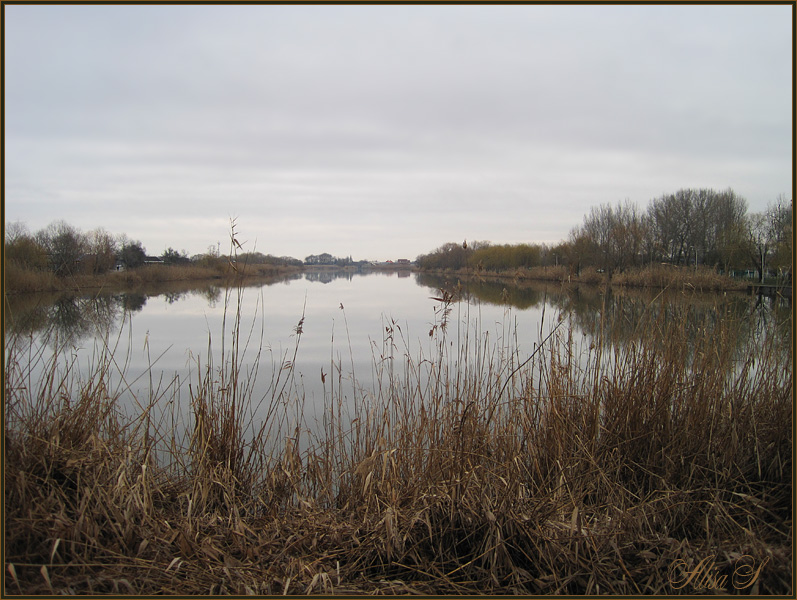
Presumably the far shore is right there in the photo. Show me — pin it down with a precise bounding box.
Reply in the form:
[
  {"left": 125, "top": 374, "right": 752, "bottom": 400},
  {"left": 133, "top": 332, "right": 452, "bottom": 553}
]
[
  {"left": 413, "top": 263, "right": 762, "bottom": 294},
  {"left": 5, "top": 260, "right": 786, "bottom": 297}
]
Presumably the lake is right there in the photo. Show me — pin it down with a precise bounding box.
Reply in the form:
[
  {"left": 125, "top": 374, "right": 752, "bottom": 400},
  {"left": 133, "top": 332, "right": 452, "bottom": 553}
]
[{"left": 4, "top": 270, "right": 790, "bottom": 454}]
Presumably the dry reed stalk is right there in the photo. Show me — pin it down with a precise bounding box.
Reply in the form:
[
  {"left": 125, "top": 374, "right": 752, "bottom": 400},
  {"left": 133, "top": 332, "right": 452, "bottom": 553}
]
[{"left": 4, "top": 242, "right": 791, "bottom": 594}]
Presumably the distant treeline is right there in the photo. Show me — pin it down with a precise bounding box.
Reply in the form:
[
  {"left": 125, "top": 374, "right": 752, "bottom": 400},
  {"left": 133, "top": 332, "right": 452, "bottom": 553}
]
[
  {"left": 416, "top": 188, "right": 792, "bottom": 283},
  {"left": 3, "top": 219, "right": 303, "bottom": 279},
  {"left": 2, "top": 221, "right": 309, "bottom": 294},
  {"left": 4, "top": 187, "right": 792, "bottom": 289}
]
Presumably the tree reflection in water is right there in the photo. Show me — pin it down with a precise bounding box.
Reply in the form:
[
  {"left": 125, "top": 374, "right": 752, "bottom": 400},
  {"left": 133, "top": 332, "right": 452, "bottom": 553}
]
[
  {"left": 5, "top": 294, "right": 124, "bottom": 349},
  {"left": 4, "top": 273, "right": 790, "bottom": 388},
  {"left": 4, "top": 284, "right": 227, "bottom": 349},
  {"left": 416, "top": 272, "right": 791, "bottom": 370}
]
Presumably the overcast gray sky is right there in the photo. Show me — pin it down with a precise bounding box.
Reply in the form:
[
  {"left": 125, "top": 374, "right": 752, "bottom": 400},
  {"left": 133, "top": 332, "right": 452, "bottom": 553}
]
[{"left": 4, "top": 4, "right": 793, "bottom": 261}]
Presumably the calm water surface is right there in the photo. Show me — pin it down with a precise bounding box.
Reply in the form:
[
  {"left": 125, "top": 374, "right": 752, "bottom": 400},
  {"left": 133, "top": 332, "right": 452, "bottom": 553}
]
[{"left": 5, "top": 271, "right": 790, "bottom": 444}]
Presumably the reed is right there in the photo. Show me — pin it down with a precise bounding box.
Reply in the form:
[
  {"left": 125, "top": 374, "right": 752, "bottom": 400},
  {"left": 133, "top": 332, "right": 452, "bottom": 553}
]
[
  {"left": 3, "top": 280, "right": 791, "bottom": 594},
  {"left": 612, "top": 264, "right": 748, "bottom": 292},
  {"left": 3, "top": 261, "right": 301, "bottom": 295},
  {"left": 419, "top": 263, "right": 751, "bottom": 292},
  {"left": 3, "top": 263, "right": 60, "bottom": 293}
]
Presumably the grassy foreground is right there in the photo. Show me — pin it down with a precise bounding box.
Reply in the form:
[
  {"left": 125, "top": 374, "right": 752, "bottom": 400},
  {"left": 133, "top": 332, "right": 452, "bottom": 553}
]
[{"left": 3, "top": 289, "right": 792, "bottom": 594}]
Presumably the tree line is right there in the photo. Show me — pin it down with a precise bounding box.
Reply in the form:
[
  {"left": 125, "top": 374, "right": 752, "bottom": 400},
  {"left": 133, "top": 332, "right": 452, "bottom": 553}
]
[
  {"left": 416, "top": 188, "right": 792, "bottom": 283},
  {"left": 4, "top": 220, "right": 159, "bottom": 277},
  {"left": 3, "top": 220, "right": 304, "bottom": 278},
  {"left": 304, "top": 253, "right": 356, "bottom": 266},
  {"left": 5, "top": 188, "right": 791, "bottom": 284}
]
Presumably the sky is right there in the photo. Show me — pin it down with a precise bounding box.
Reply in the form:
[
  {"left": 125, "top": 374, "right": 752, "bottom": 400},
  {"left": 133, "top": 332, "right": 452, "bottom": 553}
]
[{"left": 4, "top": 4, "right": 793, "bottom": 262}]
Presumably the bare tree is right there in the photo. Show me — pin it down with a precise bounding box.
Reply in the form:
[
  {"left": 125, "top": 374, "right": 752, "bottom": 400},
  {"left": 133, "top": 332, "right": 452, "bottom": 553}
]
[
  {"left": 746, "top": 198, "right": 791, "bottom": 283},
  {"left": 580, "top": 203, "right": 614, "bottom": 274},
  {"left": 647, "top": 188, "right": 748, "bottom": 268},
  {"left": 767, "top": 195, "right": 793, "bottom": 279},
  {"left": 5, "top": 221, "right": 29, "bottom": 244},
  {"left": 708, "top": 189, "right": 748, "bottom": 271},
  {"left": 609, "top": 200, "right": 646, "bottom": 272},
  {"left": 747, "top": 212, "right": 774, "bottom": 283},
  {"left": 578, "top": 200, "right": 646, "bottom": 276},
  {"left": 36, "top": 220, "right": 87, "bottom": 276},
  {"left": 86, "top": 227, "right": 118, "bottom": 274},
  {"left": 4, "top": 221, "right": 48, "bottom": 271}
]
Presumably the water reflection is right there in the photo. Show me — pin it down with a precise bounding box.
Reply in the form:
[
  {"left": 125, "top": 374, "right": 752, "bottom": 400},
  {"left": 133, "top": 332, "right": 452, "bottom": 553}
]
[
  {"left": 303, "top": 269, "right": 413, "bottom": 284},
  {"left": 4, "top": 271, "right": 790, "bottom": 468},
  {"left": 416, "top": 272, "right": 547, "bottom": 309},
  {"left": 416, "top": 272, "right": 791, "bottom": 359},
  {"left": 122, "top": 292, "right": 147, "bottom": 313},
  {"left": 4, "top": 271, "right": 350, "bottom": 346},
  {"left": 5, "top": 293, "right": 122, "bottom": 348},
  {"left": 5, "top": 284, "right": 225, "bottom": 348},
  {"left": 5, "top": 272, "right": 790, "bottom": 372},
  {"left": 304, "top": 271, "right": 338, "bottom": 284}
]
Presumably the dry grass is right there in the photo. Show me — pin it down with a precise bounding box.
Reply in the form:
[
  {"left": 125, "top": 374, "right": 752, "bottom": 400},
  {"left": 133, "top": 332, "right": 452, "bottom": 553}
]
[
  {"left": 507, "top": 265, "right": 572, "bottom": 283},
  {"left": 4, "top": 282, "right": 791, "bottom": 594},
  {"left": 3, "top": 263, "right": 60, "bottom": 294},
  {"left": 420, "top": 263, "right": 750, "bottom": 292},
  {"left": 612, "top": 264, "right": 748, "bottom": 292},
  {"left": 3, "top": 262, "right": 300, "bottom": 295}
]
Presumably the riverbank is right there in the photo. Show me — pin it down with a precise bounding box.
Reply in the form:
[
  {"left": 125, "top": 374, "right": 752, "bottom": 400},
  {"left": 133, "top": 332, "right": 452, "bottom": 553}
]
[
  {"left": 418, "top": 263, "right": 753, "bottom": 293},
  {"left": 2, "top": 262, "right": 304, "bottom": 295},
  {"left": 5, "top": 261, "right": 762, "bottom": 297},
  {"left": 4, "top": 291, "right": 791, "bottom": 594}
]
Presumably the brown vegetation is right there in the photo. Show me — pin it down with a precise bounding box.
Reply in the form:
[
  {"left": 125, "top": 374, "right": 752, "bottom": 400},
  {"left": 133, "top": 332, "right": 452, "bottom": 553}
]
[
  {"left": 610, "top": 264, "right": 749, "bottom": 292},
  {"left": 4, "top": 286, "right": 791, "bottom": 594},
  {"left": 415, "top": 189, "right": 792, "bottom": 285},
  {"left": 419, "top": 263, "right": 750, "bottom": 292},
  {"left": 3, "top": 262, "right": 301, "bottom": 295}
]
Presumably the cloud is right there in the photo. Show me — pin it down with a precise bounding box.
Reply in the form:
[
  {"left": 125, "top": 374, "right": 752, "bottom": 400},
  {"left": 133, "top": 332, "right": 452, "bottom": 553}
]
[{"left": 4, "top": 4, "right": 792, "bottom": 259}]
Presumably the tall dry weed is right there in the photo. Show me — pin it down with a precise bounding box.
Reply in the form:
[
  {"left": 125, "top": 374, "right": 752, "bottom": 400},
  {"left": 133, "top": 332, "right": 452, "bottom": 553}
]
[{"left": 4, "top": 243, "right": 791, "bottom": 594}]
